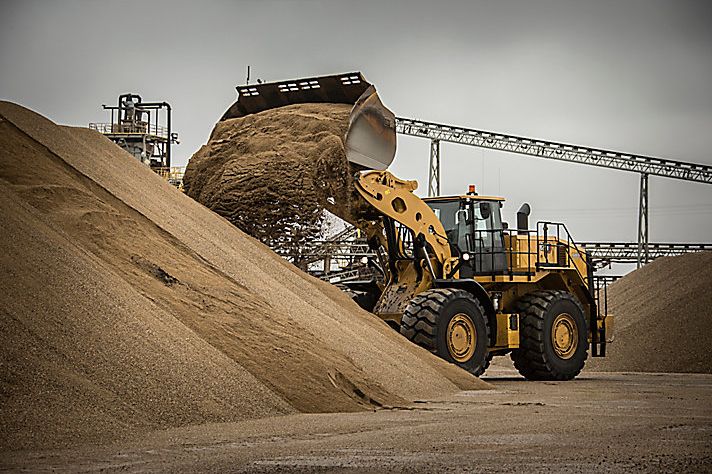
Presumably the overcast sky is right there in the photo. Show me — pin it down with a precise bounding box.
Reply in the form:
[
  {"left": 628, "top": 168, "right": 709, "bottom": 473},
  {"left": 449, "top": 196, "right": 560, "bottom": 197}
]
[{"left": 2, "top": 0, "right": 711, "bottom": 271}]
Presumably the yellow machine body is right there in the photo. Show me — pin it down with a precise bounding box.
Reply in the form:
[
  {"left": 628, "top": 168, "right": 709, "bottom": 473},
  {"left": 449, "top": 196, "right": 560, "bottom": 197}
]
[{"left": 352, "top": 169, "right": 607, "bottom": 358}]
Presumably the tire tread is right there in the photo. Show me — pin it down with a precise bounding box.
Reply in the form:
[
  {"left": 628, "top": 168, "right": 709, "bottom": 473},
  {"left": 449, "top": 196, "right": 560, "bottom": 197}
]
[
  {"left": 511, "top": 290, "right": 588, "bottom": 381},
  {"left": 401, "top": 288, "right": 491, "bottom": 376}
]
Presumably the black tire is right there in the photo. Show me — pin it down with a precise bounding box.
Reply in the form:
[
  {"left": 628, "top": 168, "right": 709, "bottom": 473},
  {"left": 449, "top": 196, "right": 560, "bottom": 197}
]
[
  {"left": 401, "top": 288, "right": 490, "bottom": 376},
  {"left": 335, "top": 284, "right": 377, "bottom": 312},
  {"left": 511, "top": 290, "right": 588, "bottom": 381}
]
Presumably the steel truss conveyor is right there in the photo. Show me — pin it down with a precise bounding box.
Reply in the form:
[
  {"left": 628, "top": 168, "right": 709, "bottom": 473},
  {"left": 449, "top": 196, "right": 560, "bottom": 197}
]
[
  {"left": 582, "top": 242, "right": 712, "bottom": 268},
  {"left": 394, "top": 117, "right": 712, "bottom": 267}
]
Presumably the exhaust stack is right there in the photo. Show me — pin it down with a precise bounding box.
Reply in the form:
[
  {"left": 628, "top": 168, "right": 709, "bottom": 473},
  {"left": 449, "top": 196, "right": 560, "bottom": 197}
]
[{"left": 517, "top": 203, "right": 531, "bottom": 233}]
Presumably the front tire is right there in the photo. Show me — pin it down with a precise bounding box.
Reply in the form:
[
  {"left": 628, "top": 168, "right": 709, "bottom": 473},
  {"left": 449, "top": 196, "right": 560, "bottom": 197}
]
[
  {"left": 401, "top": 288, "right": 490, "bottom": 376},
  {"left": 335, "top": 284, "right": 378, "bottom": 312},
  {"left": 511, "top": 290, "right": 588, "bottom": 381}
]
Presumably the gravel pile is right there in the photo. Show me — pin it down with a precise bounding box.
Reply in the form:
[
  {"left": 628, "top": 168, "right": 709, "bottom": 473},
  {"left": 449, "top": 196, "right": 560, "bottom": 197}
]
[
  {"left": 587, "top": 251, "right": 712, "bottom": 373},
  {"left": 0, "top": 101, "right": 486, "bottom": 451}
]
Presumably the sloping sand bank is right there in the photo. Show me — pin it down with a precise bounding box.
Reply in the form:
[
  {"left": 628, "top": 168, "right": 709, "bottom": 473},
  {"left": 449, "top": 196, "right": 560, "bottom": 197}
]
[
  {"left": 587, "top": 251, "right": 712, "bottom": 373},
  {"left": 0, "top": 102, "right": 486, "bottom": 451}
]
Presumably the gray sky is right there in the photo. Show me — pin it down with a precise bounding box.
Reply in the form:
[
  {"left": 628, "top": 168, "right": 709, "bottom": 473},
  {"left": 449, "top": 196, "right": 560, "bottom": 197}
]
[{"left": 2, "top": 0, "right": 711, "bottom": 265}]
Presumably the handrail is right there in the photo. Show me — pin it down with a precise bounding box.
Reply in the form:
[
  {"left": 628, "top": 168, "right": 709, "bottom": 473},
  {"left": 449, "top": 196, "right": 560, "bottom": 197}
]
[
  {"left": 305, "top": 221, "right": 593, "bottom": 287},
  {"left": 537, "top": 220, "right": 591, "bottom": 289},
  {"left": 89, "top": 122, "right": 169, "bottom": 139}
]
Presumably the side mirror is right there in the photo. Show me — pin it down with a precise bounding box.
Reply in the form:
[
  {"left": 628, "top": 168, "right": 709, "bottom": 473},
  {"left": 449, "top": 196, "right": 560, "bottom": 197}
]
[{"left": 479, "top": 202, "right": 491, "bottom": 220}]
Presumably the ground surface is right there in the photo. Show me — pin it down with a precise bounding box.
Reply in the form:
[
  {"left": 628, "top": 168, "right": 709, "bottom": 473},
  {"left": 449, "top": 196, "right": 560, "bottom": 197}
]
[{"left": 2, "top": 367, "right": 710, "bottom": 473}]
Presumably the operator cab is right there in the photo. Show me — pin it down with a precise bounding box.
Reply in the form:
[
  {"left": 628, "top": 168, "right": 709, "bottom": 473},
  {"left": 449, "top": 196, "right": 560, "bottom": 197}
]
[{"left": 424, "top": 185, "right": 508, "bottom": 277}]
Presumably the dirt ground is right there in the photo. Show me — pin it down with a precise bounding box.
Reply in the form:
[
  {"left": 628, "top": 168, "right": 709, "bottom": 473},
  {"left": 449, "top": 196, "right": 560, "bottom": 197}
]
[{"left": 2, "top": 366, "right": 710, "bottom": 473}]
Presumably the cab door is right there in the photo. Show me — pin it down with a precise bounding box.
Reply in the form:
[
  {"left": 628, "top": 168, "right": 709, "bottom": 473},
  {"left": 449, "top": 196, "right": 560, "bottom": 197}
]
[{"left": 469, "top": 201, "right": 507, "bottom": 275}]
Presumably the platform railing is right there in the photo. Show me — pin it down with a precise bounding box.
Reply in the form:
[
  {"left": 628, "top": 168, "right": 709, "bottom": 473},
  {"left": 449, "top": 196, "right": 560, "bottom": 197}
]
[{"left": 89, "top": 122, "right": 168, "bottom": 139}]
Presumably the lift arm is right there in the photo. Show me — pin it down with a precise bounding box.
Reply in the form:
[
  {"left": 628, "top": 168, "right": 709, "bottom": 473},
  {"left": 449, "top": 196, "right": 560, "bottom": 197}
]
[{"left": 353, "top": 170, "right": 453, "bottom": 277}]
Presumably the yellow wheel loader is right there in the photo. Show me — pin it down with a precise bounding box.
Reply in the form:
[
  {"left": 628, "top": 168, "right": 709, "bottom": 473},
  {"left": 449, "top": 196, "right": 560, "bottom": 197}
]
[
  {"left": 349, "top": 170, "right": 607, "bottom": 379},
  {"left": 221, "top": 72, "right": 608, "bottom": 380}
]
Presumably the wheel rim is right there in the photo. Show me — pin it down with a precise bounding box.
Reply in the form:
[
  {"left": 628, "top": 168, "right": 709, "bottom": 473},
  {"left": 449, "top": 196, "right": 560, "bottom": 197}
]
[
  {"left": 551, "top": 312, "right": 578, "bottom": 359},
  {"left": 447, "top": 313, "right": 477, "bottom": 362}
]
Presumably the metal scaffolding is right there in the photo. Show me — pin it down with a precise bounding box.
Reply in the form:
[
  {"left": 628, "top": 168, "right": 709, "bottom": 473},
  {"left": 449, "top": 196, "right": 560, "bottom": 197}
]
[
  {"left": 90, "top": 94, "right": 179, "bottom": 181},
  {"left": 637, "top": 173, "right": 649, "bottom": 268},
  {"left": 581, "top": 242, "right": 712, "bottom": 269},
  {"left": 395, "top": 116, "right": 712, "bottom": 263}
]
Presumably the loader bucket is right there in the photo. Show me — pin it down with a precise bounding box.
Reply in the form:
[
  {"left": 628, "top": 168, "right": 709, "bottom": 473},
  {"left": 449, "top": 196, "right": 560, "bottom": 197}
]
[{"left": 221, "top": 72, "right": 396, "bottom": 170}]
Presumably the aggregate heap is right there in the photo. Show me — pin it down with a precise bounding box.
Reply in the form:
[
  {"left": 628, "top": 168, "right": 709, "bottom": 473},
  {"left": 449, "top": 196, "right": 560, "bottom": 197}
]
[{"left": 0, "top": 101, "right": 486, "bottom": 451}]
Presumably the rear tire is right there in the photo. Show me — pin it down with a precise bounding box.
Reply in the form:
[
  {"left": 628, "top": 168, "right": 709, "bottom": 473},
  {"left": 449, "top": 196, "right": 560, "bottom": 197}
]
[
  {"left": 401, "top": 288, "right": 490, "bottom": 376},
  {"left": 511, "top": 290, "right": 588, "bottom": 381}
]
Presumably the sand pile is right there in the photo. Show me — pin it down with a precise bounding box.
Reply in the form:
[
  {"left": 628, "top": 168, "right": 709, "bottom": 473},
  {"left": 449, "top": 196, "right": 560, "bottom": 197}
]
[
  {"left": 587, "top": 251, "right": 712, "bottom": 373},
  {"left": 183, "top": 103, "right": 358, "bottom": 265},
  {"left": 0, "top": 102, "right": 486, "bottom": 451}
]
